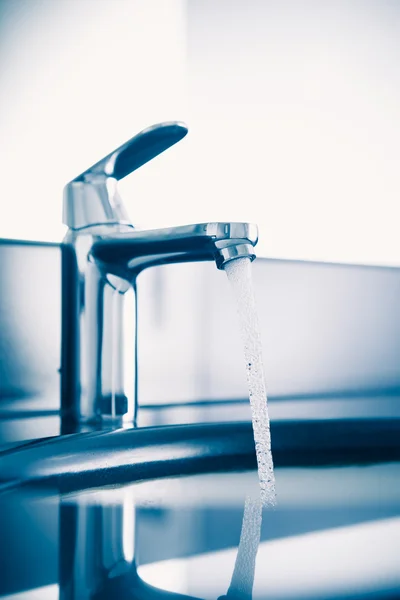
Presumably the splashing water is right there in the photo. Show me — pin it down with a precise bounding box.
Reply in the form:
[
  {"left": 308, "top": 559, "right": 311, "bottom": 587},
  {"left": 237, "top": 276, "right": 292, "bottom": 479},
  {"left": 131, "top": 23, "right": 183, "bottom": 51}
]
[{"left": 224, "top": 257, "right": 276, "bottom": 507}]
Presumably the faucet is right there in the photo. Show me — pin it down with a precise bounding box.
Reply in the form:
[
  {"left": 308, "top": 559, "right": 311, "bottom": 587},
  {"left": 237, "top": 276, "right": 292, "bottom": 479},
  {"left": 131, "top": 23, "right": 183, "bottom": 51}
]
[{"left": 61, "top": 121, "right": 258, "bottom": 426}]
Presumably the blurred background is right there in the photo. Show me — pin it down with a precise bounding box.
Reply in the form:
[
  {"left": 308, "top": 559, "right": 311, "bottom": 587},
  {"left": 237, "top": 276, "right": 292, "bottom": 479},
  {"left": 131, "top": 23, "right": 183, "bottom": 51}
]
[{"left": 1, "top": 0, "right": 400, "bottom": 265}]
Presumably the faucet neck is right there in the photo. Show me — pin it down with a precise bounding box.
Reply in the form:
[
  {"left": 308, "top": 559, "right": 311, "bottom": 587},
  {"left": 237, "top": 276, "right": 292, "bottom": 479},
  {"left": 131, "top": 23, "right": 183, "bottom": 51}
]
[{"left": 63, "top": 176, "right": 132, "bottom": 231}]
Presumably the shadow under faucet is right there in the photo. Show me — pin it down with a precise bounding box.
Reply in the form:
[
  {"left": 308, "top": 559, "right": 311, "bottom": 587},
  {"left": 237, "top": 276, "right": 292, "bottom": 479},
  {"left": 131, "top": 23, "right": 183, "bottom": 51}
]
[{"left": 61, "top": 121, "right": 258, "bottom": 426}]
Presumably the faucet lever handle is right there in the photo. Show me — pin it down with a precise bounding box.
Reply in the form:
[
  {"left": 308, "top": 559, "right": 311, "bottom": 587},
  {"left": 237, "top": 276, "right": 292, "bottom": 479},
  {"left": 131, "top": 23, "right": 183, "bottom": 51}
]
[
  {"left": 63, "top": 122, "right": 188, "bottom": 230},
  {"left": 73, "top": 121, "right": 188, "bottom": 183}
]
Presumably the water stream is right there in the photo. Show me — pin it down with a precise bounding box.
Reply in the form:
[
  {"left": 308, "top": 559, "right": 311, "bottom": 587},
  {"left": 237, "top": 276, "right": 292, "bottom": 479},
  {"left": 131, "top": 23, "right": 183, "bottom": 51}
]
[
  {"left": 224, "top": 495, "right": 263, "bottom": 600},
  {"left": 224, "top": 257, "right": 276, "bottom": 507}
]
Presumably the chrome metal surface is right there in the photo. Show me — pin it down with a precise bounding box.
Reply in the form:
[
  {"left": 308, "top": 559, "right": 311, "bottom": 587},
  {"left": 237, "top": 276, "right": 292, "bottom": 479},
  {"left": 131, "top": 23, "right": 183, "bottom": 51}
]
[
  {"left": 62, "top": 122, "right": 258, "bottom": 424},
  {"left": 1, "top": 419, "right": 400, "bottom": 494},
  {"left": 59, "top": 496, "right": 200, "bottom": 600},
  {"left": 63, "top": 122, "right": 188, "bottom": 230}
]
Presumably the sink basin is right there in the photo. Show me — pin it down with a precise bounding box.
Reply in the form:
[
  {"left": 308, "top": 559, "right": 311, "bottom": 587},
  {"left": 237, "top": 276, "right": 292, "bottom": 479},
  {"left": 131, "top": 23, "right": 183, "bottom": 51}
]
[{"left": 0, "top": 417, "right": 400, "bottom": 599}]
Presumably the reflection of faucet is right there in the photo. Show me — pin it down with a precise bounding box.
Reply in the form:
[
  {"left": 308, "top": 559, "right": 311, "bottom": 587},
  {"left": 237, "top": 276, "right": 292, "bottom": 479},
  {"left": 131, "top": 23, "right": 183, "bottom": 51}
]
[
  {"left": 59, "top": 498, "right": 201, "bottom": 600},
  {"left": 59, "top": 485, "right": 261, "bottom": 600},
  {"left": 61, "top": 122, "right": 258, "bottom": 425}
]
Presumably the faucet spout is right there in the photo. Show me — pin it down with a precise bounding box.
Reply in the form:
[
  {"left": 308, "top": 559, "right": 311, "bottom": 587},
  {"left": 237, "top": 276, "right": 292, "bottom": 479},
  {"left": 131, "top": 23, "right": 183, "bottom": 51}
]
[{"left": 91, "top": 222, "right": 258, "bottom": 275}]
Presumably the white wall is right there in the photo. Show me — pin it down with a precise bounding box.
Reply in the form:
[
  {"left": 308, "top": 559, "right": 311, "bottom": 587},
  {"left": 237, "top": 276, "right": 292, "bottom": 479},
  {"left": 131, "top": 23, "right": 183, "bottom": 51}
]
[
  {"left": 0, "top": 0, "right": 188, "bottom": 241},
  {"left": 185, "top": 0, "right": 400, "bottom": 266},
  {"left": 2, "top": 0, "right": 399, "bottom": 266}
]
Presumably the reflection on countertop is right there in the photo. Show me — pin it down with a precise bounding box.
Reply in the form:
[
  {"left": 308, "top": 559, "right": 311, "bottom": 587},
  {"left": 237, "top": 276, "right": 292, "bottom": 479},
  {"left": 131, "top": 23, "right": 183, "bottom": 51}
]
[{"left": 1, "top": 465, "right": 400, "bottom": 599}]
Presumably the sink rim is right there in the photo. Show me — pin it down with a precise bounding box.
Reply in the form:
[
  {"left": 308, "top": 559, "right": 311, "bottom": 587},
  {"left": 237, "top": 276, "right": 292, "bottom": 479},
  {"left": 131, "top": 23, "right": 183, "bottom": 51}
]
[{"left": 0, "top": 418, "right": 400, "bottom": 496}]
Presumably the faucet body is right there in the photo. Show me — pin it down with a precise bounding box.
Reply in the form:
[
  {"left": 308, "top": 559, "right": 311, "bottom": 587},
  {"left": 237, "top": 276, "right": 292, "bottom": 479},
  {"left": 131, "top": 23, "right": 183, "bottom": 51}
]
[{"left": 61, "top": 122, "right": 258, "bottom": 425}]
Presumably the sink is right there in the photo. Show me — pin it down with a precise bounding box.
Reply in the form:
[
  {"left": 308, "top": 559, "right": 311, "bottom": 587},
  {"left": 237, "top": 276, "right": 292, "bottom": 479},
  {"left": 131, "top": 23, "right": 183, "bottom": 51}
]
[{"left": 0, "top": 417, "right": 400, "bottom": 599}]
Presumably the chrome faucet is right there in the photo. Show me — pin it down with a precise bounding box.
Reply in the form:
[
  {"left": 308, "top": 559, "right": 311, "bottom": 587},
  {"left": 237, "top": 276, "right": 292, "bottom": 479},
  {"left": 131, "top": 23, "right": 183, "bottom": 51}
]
[{"left": 61, "top": 122, "right": 258, "bottom": 425}]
